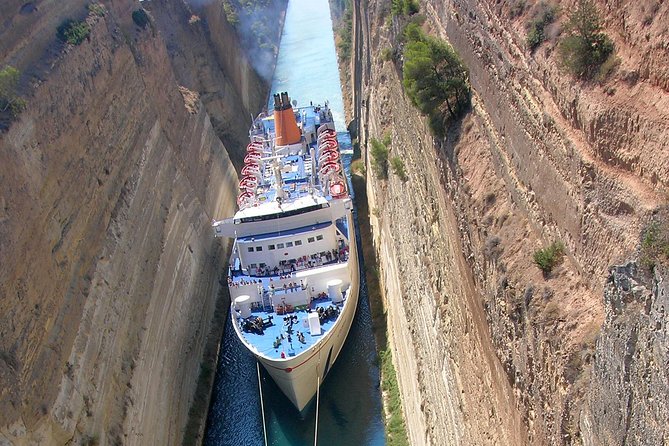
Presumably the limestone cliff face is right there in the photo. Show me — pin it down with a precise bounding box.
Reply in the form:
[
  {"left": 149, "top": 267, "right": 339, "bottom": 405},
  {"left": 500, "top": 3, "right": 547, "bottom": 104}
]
[
  {"left": 148, "top": 0, "right": 276, "bottom": 169},
  {"left": 0, "top": 1, "right": 267, "bottom": 443},
  {"left": 352, "top": 0, "right": 668, "bottom": 444},
  {"left": 581, "top": 263, "right": 669, "bottom": 446}
]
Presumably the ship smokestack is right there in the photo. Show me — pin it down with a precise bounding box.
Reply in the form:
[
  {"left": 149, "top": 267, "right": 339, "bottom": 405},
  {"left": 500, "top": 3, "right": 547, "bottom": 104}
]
[{"left": 273, "top": 91, "right": 301, "bottom": 146}]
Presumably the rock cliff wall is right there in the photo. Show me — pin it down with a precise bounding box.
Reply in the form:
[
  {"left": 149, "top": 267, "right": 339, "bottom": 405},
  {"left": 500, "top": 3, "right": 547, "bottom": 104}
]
[
  {"left": 0, "top": 1, "right": 270, "bottom": 444},
  {"left": 352, "top": 0, "right": 668, "bottom": 444}
]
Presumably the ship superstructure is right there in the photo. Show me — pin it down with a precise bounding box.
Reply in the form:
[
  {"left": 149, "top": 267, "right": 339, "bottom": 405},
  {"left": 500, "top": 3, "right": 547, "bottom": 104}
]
[{"left": 212, "top": 92, "right": 359, "bottom": 411}]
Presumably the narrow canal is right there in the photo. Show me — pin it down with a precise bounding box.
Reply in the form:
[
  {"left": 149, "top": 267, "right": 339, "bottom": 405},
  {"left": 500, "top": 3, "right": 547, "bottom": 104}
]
[{"left": 202, "top": 1, "right": 386, "bottom": 445}]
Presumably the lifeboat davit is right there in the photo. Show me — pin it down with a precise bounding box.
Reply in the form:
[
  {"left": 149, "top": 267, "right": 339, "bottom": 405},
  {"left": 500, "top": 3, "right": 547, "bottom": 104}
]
[
  {"left": 237, "top": 190, "right": 254, "bottom": 207},
  {"left": 239, "top": 175, "right": 258, "bottom": 191},
  {"left": 319, "top": 161, "right": 341, "bottom": 176},
  {"left": 318, "top": 141, "right": 338, "bottom": 156},
  {"left": 319, "top": 150, "right": 340, "bottom": 164},
  {"left": 330, "top": 179, "right": 347, "bottom": 198},
  {"left": 318, "top": 135, "right": 338, "bottom": 145},
  {"left": 317, "top": 129, "right": 336, "bottom": 141}
]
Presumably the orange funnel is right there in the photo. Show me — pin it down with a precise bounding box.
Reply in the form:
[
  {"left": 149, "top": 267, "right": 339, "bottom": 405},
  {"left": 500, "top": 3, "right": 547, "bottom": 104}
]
[{"left": 273, "top": 92, "right": 301, "bottom": 146}]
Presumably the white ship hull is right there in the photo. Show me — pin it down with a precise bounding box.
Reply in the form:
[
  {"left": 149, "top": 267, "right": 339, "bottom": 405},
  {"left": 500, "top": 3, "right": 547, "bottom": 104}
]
[
  {"left": 232, "top": 212, "right": 359, "bottom": 411},
  {"left": 215, "top": 93, "right": 358, "bottom": 412}
]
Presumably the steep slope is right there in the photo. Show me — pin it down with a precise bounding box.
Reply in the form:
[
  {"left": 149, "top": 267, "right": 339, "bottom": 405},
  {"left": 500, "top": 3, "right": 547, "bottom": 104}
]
[
  {"left": 0, "top": 1, "right": 271, "bottom": 444},
  {"left": 351, "top": 0, "right": 668, "bottom": 444}
]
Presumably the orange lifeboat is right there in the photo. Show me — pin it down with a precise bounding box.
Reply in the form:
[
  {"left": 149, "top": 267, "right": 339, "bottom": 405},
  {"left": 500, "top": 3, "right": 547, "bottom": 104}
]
[{"left": 330, "top": 179, "right": 347, "bottom": 198}]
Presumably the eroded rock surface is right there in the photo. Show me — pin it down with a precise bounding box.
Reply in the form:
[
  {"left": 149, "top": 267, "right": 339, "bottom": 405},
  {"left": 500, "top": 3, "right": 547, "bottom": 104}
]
[
  {"left": 350, "top": 0, "right": 668, "bottom": 444},
  {"left": 0, "top": 0, "right": 273, "bottom": 443}
]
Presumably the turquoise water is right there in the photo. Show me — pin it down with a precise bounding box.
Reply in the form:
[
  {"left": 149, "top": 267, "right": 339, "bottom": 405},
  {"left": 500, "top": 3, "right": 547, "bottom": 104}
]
[
  {"left": 203, "top": 1, "right": 385, "bottom": 445},
  {"left": 270, "top": 0, "right": 347, "bottom": 130}
]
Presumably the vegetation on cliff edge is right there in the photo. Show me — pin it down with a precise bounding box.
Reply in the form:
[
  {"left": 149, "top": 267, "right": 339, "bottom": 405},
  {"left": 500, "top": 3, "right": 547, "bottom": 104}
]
[
  {"left": 57, "top": 19, "right": 91, "bottom": 45},
  {"left": 0, "top": 66, "right": 26, "bottom": 118},
  {"left": 335, "top": 0, "right": 354, "bottom": 60},
  {"left": 132, "top": 9, "right": 151, "bottom": 29},
  {"left": 402, "top": 24, "right": 470, "bottom": 137},
  {"left": 370, "top": 137, "right": 390, "bottom": 180},
  {"left": 390, "top": 157, "right": 408, "bottom": 182},
  {"left": 558, "top": 0, "right": 614, "bottom": 80},
  {"left": 525, "top": 1, "right": 558, "bottom": 51},
  {"left": 380, "top": 348, "right": 410, "bottom": 446},
  {"left": 391, "top": 0, "right": 419, "bottom": 17},
  {"left": 640, "top": 217, "right": 669, "bottom": 270}
]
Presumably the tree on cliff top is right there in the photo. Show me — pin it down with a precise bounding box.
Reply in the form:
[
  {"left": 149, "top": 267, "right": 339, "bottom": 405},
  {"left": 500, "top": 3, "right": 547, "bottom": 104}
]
[
  {"left": 402, "top": 24, "right": 470, "bottom": 137},
  {"left": 558, "top": 0, "right": 614, "bottom": 79}
]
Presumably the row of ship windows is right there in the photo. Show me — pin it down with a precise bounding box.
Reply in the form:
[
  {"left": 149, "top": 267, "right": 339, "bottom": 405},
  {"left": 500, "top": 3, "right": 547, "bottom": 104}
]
[{"left": 247, "top": 234, "right": 324, "bottom": 253}]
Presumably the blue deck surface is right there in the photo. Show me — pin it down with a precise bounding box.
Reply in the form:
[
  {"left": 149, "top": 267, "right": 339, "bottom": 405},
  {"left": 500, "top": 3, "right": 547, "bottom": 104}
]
[{"left": 237, "top": 298, "right": 342, "bottom": 359}]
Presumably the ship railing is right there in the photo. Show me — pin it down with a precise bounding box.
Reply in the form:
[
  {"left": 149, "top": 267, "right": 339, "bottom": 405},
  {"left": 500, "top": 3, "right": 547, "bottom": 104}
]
[{"left": 248, "top": 248, "right": 350, "bottom": 278}]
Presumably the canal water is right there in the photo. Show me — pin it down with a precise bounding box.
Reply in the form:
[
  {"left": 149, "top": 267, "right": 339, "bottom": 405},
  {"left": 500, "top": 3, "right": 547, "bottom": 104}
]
[{"left": 202, "top": 1, "right": 386, "bottom": 445}]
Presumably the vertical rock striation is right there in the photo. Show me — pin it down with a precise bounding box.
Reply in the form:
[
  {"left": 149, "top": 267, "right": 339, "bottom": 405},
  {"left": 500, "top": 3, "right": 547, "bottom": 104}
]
[
  {"left": 350, "top": 0, "right": 668, "bottom": 444},
  {"left": 0, "top": 0, "right": 274, "bottom": 443}
]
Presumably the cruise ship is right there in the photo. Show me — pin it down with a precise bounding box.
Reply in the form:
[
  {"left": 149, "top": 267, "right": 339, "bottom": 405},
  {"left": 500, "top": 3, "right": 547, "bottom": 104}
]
[{"left": 212, "top": 92, "right": 359, "bottom": 411}]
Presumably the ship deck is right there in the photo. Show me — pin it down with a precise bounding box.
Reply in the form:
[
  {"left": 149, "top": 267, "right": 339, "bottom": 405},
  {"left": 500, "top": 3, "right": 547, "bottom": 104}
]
[{"left": 235, "top": 294, "right": 345, "bottom": 360}]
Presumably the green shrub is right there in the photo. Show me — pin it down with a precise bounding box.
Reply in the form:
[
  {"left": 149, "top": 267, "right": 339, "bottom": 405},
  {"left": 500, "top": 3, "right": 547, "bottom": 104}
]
[
  {"left": 402, "top": 24, "right": 470, "bottom": 136},
  {"left": 380, "top": 349, "right": 409, "bottom": 446},
  {"left": 0, "top": 66, "right": 21, "bottom": 112},
  {"left": 533, "top": 241, "right": 565, "bottom": 275},
  {"left": 222, "top": 1, "right": 239, "bottom": 25},
  {"left": 0, "top": 65, "right": 26, "bottom": 118},
  {"left": 391, "top": 0, "right": 419, "bottom": 17},
  {"left": 390, "top": 156, "right": 408, "bottom": 182},
  {"left": 640, "top": 220, "right": 669, "bottom": 269},
  {"left": 558, "top": 0, "right": 614, "bottom": 79},
  {"left": 509, "top": 0, "right": 526, "bottom": 18},
  {"left": 381, "top": 47, "right": 394, "bottom": 62},
  {"left": 337, "top": 3, "right": 354, "bottom": 60},
  {"left": 132, "top": 9, "right": 150, "bottom": 28},
  {"left": 370, "top": 137, "right": 389, "bottom": 180},
  {"left": 525, "top": 2, "right": 558, "bottom": 51},
  {"left": 57, "top": 19, "right": 91, "bottom": 45},
  {"left": 87, "top": 3, "right": 106, "bottom": 17},
  {"left": 382, "top": 131, "right": 392, "bottom": 147}
]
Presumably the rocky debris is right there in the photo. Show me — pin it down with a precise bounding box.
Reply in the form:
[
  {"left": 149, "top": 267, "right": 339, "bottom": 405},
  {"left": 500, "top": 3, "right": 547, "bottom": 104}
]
[
  {"left": 0, "top": 0, "right": 275, "bottom": 443},
  {"left": 581, "top": 263, "right": 669, "bottom": 445},
  {"left": 178, "top": 85, "right": 200, "bottom": 114}
]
